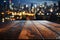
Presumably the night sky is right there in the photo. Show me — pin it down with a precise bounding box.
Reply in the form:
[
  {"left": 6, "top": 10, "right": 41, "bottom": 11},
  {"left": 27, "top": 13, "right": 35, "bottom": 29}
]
[
  {"left": 12, "top": 0, "right": 60, "bottom": 3},
  {"left": 0, "top": 0, "right": 60, "bottom": 6},
  {"left": 12, "top": 0, "right": 60, "bottom": 5}
]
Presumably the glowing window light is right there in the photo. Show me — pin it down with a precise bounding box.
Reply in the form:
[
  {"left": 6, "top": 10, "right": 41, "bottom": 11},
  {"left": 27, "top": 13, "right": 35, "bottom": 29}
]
[
  {"left": 31, "top": 9, "right": 34, "bottom": 12},
  {"left": 26, "top": 5, "right": 28, "bottom": 7},
  {"left": 47, "top": 13, "right": 49, "bottom": 15},
  {"left": 34, "top": 4, "right": 37, "bottom": 8},
  {"left": 19, "top": 13, "right": 22, "bottom": 16},
  {"left": 50, "top": 8, "right": 53, "bottom": 12},
  {"left": 2, "top": 18, "right": 4, "bottom": 22},
  {"left": 15, "top": 12, "right": 16, "bottom": 15},
  {"left": 56, "top": 13, "right": 59, "bottom": 15},
  {"left": 20, "top": 16, "right": 22, "bottom": 19},
  {"left": 23, "top": 11, "right": 25, "bottom": 15},
  {"left": 42, "top": 5, "right": 44, "bottom": 7},
  {"left": 41, "top": 13, "right": 44, "bottom": 15},
  {"left": 40, "top": 11, "right": 42, "bottom": 13},
  {"left": 4, "top": 0, "right": 6, "bottom": 2},
  {"left": 38, "top": 13, "right": 40, "bottom": 15},
  {"left": 5, "top": 17, "right": 9, "bottom": 19},
  {"left": 17, "top": 17, "right": 19, "bottom": 19},
  {"left": 22, "top": 6, "right": 24, "bottom": 9},
  {"left": 1, "top": 12, "right": 4, "bottom": 15},
  {"left": 37, "top": 8, "right": 39, "bottom": 11},
  {"left": 32, "top": 6, "right": 34, "bottom": 9},
  {"left": 10, "top": 16, "right": 14, "bottom": 18},
  {"left": 12, "top": 12, "right": 15, "bottom": 15}
]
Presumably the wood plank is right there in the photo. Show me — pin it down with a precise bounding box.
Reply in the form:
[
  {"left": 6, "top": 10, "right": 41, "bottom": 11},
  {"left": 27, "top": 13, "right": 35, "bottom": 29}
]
[
  {"left": 40, "top": 21, "right": 60, "bottom": 27},
  {"left": 38, "top": 21, "right": 60, "bottom": 36},
  {"left": 18, "top": 21, "right": 44, "bottom": 39},
  {"left": 32, "top": 21, "right": 58, "bottom": 39},
  {"left": 42, "top": 21, "right": 60, "bottom": 32},
  {"left": 0, "top": 21, "right": 25, "bottom": 39},
  {"left": 0, "top": 21, "right": 19, "bottom": 32}
]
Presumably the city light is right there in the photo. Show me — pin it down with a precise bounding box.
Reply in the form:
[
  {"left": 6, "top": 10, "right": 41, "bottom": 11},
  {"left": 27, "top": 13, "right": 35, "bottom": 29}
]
[
  {"left": 50, "top": 8, "right": 53, "bottom": 12},
  {"left": 32, "top": 6, "right": 34, "bottom": 9},
  {"left": 19, "top": 13, "right": 22, "bottom": 16},
  {"left": 4, "top": 0, "right": 6, "bottom": 2},
  {"left": 22, "top": 6, "right": 24, "bottom": 9},
  {"left": 41, "top": 13, "right": 44, "bottom": 15},
  {"left": 56, "top": 13, "right": 60, "bottom": 16},
  {"left": 10, "top": 16, "right": 14, "bottom": 18},
  {"left": 0, "top": 0, "right": 60, "bottom": 22},
  {"left": 37, "top": 8, "right": 39, "bottom": 11},
  {"left": 5, "top": 17, "right": 9, "bottom": 20},
  {"left": 1, "top": 12, "right": 4, "bottom": 15},
  {"left": 56, "top": 13, "right": 59, "bottom": 15},
  {"left": 42, "top": 5, "right": 45, "bottom": 7},
  {"left": 47, "top": 13, "right": 49, "bottom": 15},
  {"left": 40, "top": 11, "right": 42, "bottom": 13},
  {"left": 12, "top": 12, "right": 15, "bottom": 15},
  {"left": 2, "top": 18, "right": 5, "bottom": 22},
  {"left": 17, "top": 17, "right": 19, "bottom": 19},
  {"left": 26, "top": 5, "right": 28, "bottom": 7},
  {"left": 20, "top": 16, "right": 22, "bottom": 19},
  {"left": 34, "top": 4, "right": 37, "bottom": 8},
  {"left": 23, "top": 11, "right": 25, "bottom": 14}
]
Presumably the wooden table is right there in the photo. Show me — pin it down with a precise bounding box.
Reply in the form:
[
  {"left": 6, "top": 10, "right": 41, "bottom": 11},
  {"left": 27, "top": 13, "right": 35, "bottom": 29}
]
[{"left": 0, "top": 20, "right": 60, "bottom": 39}]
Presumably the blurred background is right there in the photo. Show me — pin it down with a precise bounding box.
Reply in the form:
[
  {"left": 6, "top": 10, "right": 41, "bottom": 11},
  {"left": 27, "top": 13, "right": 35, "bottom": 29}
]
[{"left": 0, "top": 0, "right": 60, "bottom": 23}]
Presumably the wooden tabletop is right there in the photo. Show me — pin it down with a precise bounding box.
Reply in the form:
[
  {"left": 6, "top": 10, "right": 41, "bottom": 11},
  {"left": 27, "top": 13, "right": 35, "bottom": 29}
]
[{"left": 0, "top": 20, "right": 60, "bottom": 39}]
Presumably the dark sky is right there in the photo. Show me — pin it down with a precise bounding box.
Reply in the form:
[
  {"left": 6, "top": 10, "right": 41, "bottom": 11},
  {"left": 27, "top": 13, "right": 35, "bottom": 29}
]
[
  {"left": 12, "top": 0, "right": 59, "bottom": 3},
  {"left": 12, "top": 0, "right": 59, "bottom": 6}
]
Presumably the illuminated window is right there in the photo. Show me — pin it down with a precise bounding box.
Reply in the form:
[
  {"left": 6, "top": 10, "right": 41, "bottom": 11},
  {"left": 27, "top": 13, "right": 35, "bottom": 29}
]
[
  {"left": 4, "top": 0, "right": 6, "bottom": 2},
  {"left": 34, "top": 4, "right": 37, "bottom": 8},
  {"left": 56, "top": 13, "right": 59, "bottom": 15},
  {"left": 26, "top": 5, "right": 28, "bottom": 7},
  {"left": 50, "top": 8, "right": 53, "bottom": 12},
  {"left": 47, "top": 13, "right": 49, "bottom": 15},
  {"left": 2, "top": 18, "right": 5, "bottom": 22}
]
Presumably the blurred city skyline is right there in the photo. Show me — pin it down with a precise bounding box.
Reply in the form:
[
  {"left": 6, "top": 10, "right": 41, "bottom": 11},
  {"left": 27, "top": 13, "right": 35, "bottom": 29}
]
[{"left": 0, "top": 0, "right": 60, "bottom": 22}]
